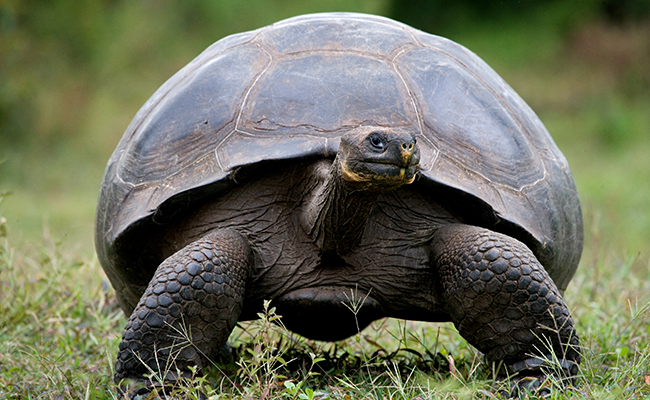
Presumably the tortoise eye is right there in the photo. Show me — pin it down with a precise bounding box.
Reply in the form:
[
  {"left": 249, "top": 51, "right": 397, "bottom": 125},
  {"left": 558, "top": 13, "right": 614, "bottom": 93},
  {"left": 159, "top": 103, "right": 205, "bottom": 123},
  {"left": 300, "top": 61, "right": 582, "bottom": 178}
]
[{"left": 369, "top": 134, "right": 385, "bottom": 150}]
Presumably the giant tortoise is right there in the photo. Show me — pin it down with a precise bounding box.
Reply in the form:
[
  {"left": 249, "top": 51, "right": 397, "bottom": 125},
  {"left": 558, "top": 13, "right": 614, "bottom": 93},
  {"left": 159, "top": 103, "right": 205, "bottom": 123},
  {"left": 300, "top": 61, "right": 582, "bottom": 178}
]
[{"left": 96, "top": 12, "right": 583, "bottom": 396}]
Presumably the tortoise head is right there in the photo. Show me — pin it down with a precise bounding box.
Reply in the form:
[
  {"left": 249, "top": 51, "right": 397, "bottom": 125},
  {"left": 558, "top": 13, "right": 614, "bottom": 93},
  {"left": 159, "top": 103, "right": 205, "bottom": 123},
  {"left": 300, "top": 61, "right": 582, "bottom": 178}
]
[{"left": 338, "top": 127, "right": 420, "bottom": 190}]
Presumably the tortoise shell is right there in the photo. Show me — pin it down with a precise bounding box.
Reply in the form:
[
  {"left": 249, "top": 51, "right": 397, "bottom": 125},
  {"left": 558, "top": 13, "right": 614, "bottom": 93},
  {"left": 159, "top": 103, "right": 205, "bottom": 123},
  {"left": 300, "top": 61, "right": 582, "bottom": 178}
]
[{"left": 96, "top": 13, "right": 582, "bottom": 307}]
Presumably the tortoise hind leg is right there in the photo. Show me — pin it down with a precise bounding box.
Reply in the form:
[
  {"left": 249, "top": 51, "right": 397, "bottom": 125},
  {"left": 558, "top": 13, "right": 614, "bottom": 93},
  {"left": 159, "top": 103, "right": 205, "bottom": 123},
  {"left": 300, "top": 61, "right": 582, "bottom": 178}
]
[
  {"left": 430, "top": 224, "right": 580, "bottom": 395},
  {"left": 114, "top": 229, "right": 252, "bottom": 395}
]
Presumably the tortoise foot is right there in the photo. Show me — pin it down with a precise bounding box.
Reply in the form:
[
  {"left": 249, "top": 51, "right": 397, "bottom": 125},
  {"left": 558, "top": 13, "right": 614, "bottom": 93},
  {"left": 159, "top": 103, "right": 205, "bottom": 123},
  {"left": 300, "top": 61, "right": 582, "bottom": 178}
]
[{"left": 497, "top": 355, "right": 579, "bottom": 398}]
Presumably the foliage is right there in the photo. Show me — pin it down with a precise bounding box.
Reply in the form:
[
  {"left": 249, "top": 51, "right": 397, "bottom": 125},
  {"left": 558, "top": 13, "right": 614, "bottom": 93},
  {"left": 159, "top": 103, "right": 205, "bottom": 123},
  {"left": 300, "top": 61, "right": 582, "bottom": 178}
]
[{"left": 389, "top": 0, "right": 650, "bottom": 37}]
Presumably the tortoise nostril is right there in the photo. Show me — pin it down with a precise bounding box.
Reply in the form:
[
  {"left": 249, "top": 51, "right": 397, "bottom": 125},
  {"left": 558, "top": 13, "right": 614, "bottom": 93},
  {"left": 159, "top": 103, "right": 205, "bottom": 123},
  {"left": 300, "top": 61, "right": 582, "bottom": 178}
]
[{"left": 401, "top": 142, "right": 414, "bottom": 152}]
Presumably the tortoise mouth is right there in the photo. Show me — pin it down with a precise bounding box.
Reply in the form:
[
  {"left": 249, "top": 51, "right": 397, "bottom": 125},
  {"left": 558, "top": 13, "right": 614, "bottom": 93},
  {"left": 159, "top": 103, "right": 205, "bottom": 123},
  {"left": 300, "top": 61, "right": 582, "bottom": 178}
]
[
  {"left": 337, "top": 126, "right": 421, "bottom": 188},
  {"left": 341, "top": 160, "right": 419, "bottom": 186}
]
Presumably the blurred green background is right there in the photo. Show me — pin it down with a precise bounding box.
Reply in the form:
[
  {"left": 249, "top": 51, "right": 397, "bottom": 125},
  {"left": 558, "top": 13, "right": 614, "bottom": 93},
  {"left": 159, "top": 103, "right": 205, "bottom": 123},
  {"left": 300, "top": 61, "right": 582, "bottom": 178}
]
[{"left": 1, "top": 0, "right": 649, "bottom": 264}]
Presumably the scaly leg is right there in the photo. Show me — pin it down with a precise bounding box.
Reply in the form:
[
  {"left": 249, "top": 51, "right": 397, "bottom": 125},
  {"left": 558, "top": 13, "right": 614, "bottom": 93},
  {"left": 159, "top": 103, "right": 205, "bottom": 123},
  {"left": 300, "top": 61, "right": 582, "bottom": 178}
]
[
  {"left": 114, "top": 229, "right": 252, "bottom": 394},
  {"left": 431, "top": 225, "right": 580, "bottom": 395}
]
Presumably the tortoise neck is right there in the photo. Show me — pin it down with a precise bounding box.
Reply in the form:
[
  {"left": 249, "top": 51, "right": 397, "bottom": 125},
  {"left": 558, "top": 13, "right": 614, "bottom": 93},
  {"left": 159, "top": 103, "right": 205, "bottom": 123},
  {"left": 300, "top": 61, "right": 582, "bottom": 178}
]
[{"left": 303, "top": 158, "right": 380, "bottom": 256}]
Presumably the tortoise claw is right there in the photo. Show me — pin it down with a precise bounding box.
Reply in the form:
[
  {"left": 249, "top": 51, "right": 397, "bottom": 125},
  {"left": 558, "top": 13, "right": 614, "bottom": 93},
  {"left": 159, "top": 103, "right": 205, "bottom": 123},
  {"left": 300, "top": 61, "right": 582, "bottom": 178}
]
[
  {"left": 498, "top": 375, "right": 551, "bottom": 399},
  {"left": 497, "top": 355, "right": 579, "bottom": 398},
  {"left": 507, "top": 355, "right": 579, "bottom": 378}
]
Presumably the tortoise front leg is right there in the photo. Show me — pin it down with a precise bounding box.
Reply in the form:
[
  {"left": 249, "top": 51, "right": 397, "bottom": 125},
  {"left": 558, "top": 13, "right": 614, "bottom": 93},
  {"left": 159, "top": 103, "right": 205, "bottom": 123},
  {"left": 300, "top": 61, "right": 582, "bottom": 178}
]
[
  {"left": 430, "top": 225, "right": 580, "bottom": 394},
  {"left": 114, "top": 229, "right": 252, "bottom": 393}
]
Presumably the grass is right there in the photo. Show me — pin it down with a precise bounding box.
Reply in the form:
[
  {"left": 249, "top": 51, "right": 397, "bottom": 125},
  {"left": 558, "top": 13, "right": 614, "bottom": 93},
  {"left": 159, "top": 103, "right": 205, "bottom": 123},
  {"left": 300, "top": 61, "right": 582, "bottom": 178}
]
[
  {"left": 1, "top": 1, "right": 650, "bottom": 399},
  {"left": 0, "top": 233, "right": 118, "bottom": 398},
  {"left": 1, "top": 229, "right": 649, "bottom": 399}
]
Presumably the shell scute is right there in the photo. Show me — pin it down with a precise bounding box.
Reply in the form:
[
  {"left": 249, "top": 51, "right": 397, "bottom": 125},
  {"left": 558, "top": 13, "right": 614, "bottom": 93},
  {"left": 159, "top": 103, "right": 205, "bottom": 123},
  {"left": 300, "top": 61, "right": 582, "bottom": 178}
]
[
  {"left": 258, "top": 13, "right": 415, "bottom": 57},
  {"left": 118, "top": 43, "right": 271, "bottom": 186},
  {"left": 395, "top": 46, "right": 543, "bottom": 190},
  {"left": 240, "top": 54, "right": 415, "bottom": 135}
]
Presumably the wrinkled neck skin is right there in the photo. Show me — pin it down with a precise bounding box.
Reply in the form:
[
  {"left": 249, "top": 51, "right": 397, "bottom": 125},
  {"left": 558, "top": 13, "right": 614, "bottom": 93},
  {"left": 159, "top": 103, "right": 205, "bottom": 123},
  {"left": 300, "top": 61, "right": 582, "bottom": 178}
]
[{"left": 302, "top": 158, "right": 383, "bottom": 256}]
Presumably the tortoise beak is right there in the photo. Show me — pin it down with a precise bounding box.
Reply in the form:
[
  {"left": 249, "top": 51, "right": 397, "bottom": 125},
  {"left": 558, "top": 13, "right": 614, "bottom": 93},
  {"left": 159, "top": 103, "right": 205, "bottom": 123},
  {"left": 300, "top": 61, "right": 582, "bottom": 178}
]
[{"left": 400, "top": 141, "right": 416, "bottom": 167}]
